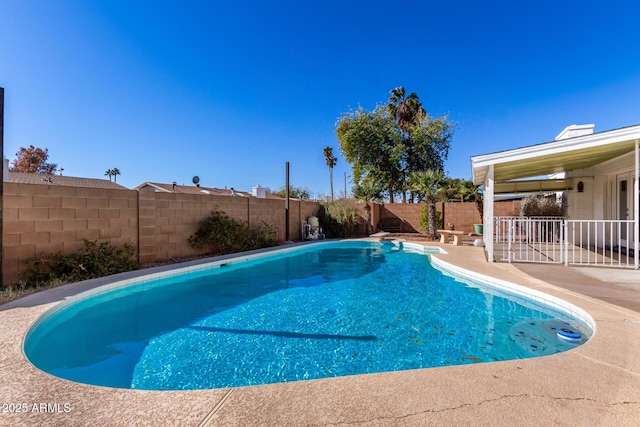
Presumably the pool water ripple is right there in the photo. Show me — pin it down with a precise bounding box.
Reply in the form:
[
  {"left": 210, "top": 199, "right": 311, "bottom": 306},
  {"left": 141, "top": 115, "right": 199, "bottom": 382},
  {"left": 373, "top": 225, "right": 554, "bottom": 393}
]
[{"left": 24, "top": 241, "right": 591, "bottom": 390}]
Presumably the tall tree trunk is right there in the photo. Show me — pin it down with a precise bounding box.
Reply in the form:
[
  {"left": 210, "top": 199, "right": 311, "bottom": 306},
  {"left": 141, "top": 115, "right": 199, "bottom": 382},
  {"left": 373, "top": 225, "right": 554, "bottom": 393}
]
[
  {"left": 428, "top": 200, "right": 437, "bottom": 240},
  {"left": 329, "top": 167, "right": 334, "bottom": 201},
  {"left": 364, "top": 203, "right": 372, "bottom": 235}
]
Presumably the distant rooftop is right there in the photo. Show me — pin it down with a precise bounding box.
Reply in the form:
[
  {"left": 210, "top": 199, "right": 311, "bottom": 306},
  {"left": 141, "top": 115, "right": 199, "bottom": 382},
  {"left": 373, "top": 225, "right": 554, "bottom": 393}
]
[
  {"left": 7, "top": 171, "right": 129, "bottom": 190},
  {"left": 135, "top": 182, "right": 285, "bottom": 199}
]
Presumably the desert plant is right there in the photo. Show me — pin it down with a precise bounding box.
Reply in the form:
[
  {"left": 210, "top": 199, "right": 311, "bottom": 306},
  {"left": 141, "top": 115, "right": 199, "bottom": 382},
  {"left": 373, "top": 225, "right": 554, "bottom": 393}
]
[
  {"left": 520, "top": 194, "right": 564, "bottom": 217},
  {"left": 188, "top": 210, "right": 278, "bottom": 255},
  {"left": 23, "top": 240, "right": 139, "bottom": 287},
  {"left": 317, "top": 200, "right": 361, "bottom": 238},
  {"left": 408, "top": 169, "right": 447, "bottom": 239},
  {"left": 418, "top": 205, "right": 443, "bottom": 235}
]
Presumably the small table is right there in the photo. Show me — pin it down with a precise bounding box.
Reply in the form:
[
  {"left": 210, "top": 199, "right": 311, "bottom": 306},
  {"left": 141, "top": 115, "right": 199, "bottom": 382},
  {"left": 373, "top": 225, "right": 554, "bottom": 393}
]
[{"left": 437, "top": 229, "right": 465, "bottom": 246}]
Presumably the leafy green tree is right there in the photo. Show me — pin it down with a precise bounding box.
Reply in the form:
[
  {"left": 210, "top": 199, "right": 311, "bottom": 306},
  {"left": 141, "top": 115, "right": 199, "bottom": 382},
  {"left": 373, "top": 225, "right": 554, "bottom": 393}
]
[
  {"left": 336, "top": 88, "right": 453, "bottom": 203},
  {"left": 404, "top": 115, "right": 453, "bottom": 201},
  {"left": 323, "top": 146, "right": 337, "bottom": 201},
  {"left": 408, "top": 169, "right": 446, "bottom": 239},
  {"left": 10, "top": 145, "right": 58, "bottom": 174},
  {"left": 273, "top": 185, "right": 312, "bottom": 199},
  {"left": 336, "top": 106, "right": 404, "bottom": 202}
]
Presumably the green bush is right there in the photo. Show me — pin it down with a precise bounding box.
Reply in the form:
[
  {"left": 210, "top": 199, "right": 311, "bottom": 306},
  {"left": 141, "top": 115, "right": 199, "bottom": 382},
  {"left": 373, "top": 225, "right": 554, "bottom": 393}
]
[
  {"left": 23, "top": 240, "right": 139, "bottom": 287},
  {"left": 418, "top": 204, "right": 443, "bottom": 234},
  {"left": 188, "top": 210, "right": 279, "bottom": 255},
  {"left": 317, "top": 200, "right": 361, "bottom": 238}
]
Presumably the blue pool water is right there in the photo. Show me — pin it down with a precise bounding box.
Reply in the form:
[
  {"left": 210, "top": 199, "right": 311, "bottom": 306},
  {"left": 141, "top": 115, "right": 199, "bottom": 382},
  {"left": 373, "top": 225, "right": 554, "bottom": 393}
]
[{"left": 25, "top": 241, "right": 591, "bottom": 390}]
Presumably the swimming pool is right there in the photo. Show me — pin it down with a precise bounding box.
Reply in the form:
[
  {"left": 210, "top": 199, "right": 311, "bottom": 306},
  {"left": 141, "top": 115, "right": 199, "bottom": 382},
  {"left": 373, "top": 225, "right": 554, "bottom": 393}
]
[{"left": 24, "top": 240, "right": 593, "bottom": 390}]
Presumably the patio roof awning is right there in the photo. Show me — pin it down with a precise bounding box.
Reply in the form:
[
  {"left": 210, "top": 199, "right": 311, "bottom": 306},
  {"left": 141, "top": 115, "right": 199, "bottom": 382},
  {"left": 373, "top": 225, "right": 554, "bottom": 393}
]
[
  {"left": 494, "top": 178, "right": 573, "bottom": 194},
  {"left": 471, "top": 124, "right": 640, "bottom": 185}
]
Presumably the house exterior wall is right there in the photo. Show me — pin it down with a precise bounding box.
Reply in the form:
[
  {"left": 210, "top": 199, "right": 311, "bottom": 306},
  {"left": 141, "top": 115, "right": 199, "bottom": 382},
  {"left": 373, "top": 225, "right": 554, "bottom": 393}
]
[
  {"left": 564, "top": 151, "right": 637, "bottom": 246},
  {"left": 567, "top": 151, "right": 637, "bottom": 221}
]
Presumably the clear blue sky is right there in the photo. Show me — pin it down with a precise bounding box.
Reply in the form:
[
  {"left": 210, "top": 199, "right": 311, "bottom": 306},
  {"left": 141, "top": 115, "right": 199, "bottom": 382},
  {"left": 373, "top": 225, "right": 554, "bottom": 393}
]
[{"left": 2, "top": 1, "right": 640, "bottom": 197}]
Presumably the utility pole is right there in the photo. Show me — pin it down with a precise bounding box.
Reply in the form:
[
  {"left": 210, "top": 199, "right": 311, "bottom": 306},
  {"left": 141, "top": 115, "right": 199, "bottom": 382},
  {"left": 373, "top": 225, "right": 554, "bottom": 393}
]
[
  {"left": 344, "top": 172, "right": 347, "bottom": 199},
  {"left": 1, "top": 87, "right": 5, "bottom": 286},
  {"left": 285, "top": 161, "right": 290, "bottom": 241}
]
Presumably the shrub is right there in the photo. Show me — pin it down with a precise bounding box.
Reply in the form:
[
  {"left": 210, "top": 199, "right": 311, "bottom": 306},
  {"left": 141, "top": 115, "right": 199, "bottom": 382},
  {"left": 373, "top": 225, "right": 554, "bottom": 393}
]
[
  {"left": 317, "top": 200, "right": 361, "bottom": 238},
  {"left": 520, "top": 194, "right": 564, "bottom": 217},
  {"left": 418, "top": 204, "right": 443, "bottom": 234},
  {"left": 188, "top": 210, "right": 278, "bottom": 255},
  {"left": 23, "top": 240, "right": 139, "bottom": 287}
]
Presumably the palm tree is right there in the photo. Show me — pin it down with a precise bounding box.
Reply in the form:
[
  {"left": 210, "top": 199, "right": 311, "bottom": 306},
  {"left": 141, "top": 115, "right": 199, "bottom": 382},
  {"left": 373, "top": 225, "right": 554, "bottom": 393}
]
[
  {"left": 105, "top": 169, "right": 114, "bottom": 181},
  {"left": 408, "top": 169, "right": 446, "bottom": 239},
  {"left": 454, "top": 179, "right": 476, "bottom": 202},
  {"left": 323, "top": 146, "right": 337, "bottom": 201},
  {"left": 112, "top": 167, "right": 121, "bottom": 183},
  {"left": 387, "top": 87, "right": 426, "bottom": 203},
  {"left": 386, "top": 86, "right": 426, "bottom": 135}
]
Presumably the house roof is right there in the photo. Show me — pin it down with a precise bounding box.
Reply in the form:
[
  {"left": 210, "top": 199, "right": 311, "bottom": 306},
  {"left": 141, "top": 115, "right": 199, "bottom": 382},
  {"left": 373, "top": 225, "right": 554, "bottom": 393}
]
[
  {"left": 134, "top": 182, "right": 285, "bottom": 199},
  {"left": 471, "top": 124, "right": 640, "bottom": 192},
  {"left": 7, "top": 171, "right": 129, "bottom": 190}
]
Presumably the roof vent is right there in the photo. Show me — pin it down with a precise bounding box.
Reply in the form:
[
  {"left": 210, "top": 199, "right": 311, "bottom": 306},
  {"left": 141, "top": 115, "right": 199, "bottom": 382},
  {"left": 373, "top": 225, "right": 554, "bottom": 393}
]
[{"left": 555, "top": 124, "right": 595, "bottom": 141}]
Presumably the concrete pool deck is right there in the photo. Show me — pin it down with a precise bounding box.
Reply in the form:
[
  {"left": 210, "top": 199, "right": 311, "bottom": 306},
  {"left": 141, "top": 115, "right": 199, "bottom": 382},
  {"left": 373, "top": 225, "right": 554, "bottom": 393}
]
[{"left": 1, "top": 240, "right": 640, "bottom": 426}]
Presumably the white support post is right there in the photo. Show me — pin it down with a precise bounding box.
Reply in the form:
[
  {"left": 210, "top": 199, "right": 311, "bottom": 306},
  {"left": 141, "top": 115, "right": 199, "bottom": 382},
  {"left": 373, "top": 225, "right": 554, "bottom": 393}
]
[
  {"left": 485, "top": 165, "right": 495, "bottom": 262},
  {"left": 635, "top": 140, "right": 639, "bottom": 269},
  {"left": 564, "top": 220, "right": 569, "bottom": 266}
]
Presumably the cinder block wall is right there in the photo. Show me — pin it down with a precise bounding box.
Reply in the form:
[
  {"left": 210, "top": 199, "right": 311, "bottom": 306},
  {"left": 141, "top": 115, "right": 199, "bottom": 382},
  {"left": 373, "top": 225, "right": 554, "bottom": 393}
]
[
  {"left": 2, "top": 183, "right": 321, "bottom": 285},
  {"left": 377, "top": 203, "right": 422, "bottom": 233},
  {"left": 1, "top": 182, "right": 519, "bottom": 285},
  {"left": 441, "top": 202, "right": 480, "bottom": 232},
  {"left": 373, "top": 200, "right": 521, "bottom": 235},
  {"left": 2, "top": 183, "right": 138, "bottom": 284}
]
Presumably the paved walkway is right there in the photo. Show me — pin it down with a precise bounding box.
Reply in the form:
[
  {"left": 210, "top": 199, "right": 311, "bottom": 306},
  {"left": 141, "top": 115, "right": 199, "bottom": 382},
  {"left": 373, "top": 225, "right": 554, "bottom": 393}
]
[
  {"left": 515, "top": 263, "right": 640, "bottom": 312},
  {"left": 1, "top": 240, "right": 639, "bottom": 426}
]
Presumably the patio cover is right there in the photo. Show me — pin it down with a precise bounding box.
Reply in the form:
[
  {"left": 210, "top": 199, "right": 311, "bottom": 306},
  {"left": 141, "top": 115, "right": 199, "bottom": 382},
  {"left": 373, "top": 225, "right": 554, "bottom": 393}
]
[
  {"left": 470, "top": 124, "right": 640, "bottom": 264},
  {"left": 471, "top": 124, "right": 640, "bottom": 187}
]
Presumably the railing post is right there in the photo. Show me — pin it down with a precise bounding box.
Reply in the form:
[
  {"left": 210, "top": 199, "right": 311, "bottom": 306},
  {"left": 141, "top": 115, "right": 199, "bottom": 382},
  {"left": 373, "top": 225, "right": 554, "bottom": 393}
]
[
  {"left": 564, "top": 220, "right": 569, "bottom": 266},
  {"left": 507, "top": 218, "right": 513, "bottom": 263}
]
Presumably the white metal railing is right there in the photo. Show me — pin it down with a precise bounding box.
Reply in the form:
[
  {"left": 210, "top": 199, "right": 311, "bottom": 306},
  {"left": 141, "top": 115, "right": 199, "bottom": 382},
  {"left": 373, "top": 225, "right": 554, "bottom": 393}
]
[
  {"left": 495, "top": 217, "right": 566, "bottom": 264},
  {"left": 565, "top": 220, "right": 635, "bottom": 267},
  {"left": 495, "top": 217, "right": 637, "bottom": 268}
]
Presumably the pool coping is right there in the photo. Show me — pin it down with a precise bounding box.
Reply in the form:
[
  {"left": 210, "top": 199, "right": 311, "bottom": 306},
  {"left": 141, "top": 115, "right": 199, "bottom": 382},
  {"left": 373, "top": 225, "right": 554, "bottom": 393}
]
[{"left": 1, "top": 239, "right": 640, "bottom": 426}]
